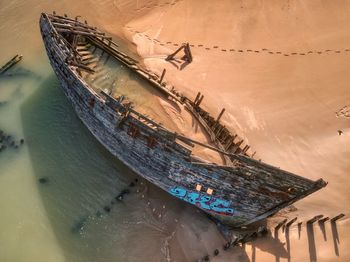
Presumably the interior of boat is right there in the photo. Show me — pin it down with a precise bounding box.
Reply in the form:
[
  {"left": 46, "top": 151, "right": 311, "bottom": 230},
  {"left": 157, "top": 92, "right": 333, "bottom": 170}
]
[{"left": 58, "top": 31, "right": 226, "bottom": 164}]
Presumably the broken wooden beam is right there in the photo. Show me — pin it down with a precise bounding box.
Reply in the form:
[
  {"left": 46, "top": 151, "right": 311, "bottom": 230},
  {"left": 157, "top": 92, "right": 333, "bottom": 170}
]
[
  {"left": 56, "top": 28, "right": 112, "bottom": 40},
  {"left": 52, "top": 22, "right": 105, "bottom": 36},
  {"left": 0, "top": 55, "right": 22, "bottom": 75},
  {"left": 67, "top": 60, "right": 95, "bottom": 74}
]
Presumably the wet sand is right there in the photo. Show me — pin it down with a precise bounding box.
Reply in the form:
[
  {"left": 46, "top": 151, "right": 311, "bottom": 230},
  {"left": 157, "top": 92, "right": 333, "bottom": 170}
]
[{"left": 1, "top": 0, "right": 349, "bottom": 262}]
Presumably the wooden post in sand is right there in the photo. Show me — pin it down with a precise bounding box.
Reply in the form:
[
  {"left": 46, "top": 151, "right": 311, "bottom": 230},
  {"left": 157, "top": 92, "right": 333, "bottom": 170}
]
[
  {"left": 194, "top": 92, "right": 201, "bottom": 104},
  {"left": 331, "top": 213, "right": 345, "bottom": 222},
  {"left": 196, "top": 95, "right": 204, "bottom": 107},
  {"left": 159, "top": 69, "right": 166, "bottom": 84},
  {"left": 216, "top": 108, "right": 225, "bottom": 122},
  {"left": 307, "top": 215, "right": 323, "bottom": 224},
  {"left": 275, "top": 219, "right": 287, "bottom": 231}
]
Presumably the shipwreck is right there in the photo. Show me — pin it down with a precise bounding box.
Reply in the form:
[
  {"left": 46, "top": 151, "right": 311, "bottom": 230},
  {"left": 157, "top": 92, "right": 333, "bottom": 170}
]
[{"left": 39, "top": 13, "right": 327, "bottom": 227}]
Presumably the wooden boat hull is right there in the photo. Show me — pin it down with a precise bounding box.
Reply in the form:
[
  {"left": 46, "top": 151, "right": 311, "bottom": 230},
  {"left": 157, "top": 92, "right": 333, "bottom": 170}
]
[{"left": 39, "top": 13, "right": 327, "bottom": 227}]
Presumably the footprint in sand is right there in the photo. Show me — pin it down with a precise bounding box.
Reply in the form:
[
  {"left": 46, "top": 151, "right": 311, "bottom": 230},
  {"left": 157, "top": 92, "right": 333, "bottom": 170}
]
[
  {"left": 238, "top": 50, "right": 243, "bottom": 52},
  {"left": 276, "top": 52, "right": 282, "bottom": 54},
  {"left": 205, "top": 48, "right": 210, "bottom": 50},
  {"left": 299, "top": 53, "right": 305, "bottom": 55},
  {"left": 230, "top": 49, "right": 235, "bottom": 52},
  {"left": 246, "top": 49, "right": 252, "bottom": 52},
  {"left": 317, "top": 51, "right": 322, "bottom": 54},
  {"left": 335, "top": 50, "right": 341, "bottom": 53},
  {"left": 221, "top": 49, "right": 227, "bottom": 52},
  {"left": 213, "top": 46, "right": 219, "bottom": 49},
  {"left": 308, "top": 51, "right": 313, "bottom": 54},
  {"left": 284, "top": 54, "right": 289, "bottom": 56},
  {"left": 268, "top": 51, "right": 274, "bottom": 54},
  {"left": 254, "top": 50, "right": 259, "bottom": 53},
  {"left": 291, "top": 53, "right": 297, "bottom": 55}
]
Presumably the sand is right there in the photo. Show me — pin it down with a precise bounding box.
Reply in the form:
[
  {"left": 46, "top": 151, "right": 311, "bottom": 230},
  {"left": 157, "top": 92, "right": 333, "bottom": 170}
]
[{"left": 113, "top": 0, "right": 350, "bottom": 261}]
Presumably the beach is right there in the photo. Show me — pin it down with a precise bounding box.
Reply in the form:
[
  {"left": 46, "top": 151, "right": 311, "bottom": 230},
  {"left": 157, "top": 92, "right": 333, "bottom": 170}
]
[{"left": 0, "top": 0, "right": 349, "bottom": 261}]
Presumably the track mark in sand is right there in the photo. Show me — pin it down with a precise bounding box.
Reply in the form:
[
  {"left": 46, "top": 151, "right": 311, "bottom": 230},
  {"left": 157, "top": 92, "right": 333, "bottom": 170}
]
[
  {"left": 125, "top": 26, "right": 350, "bottom": 58},
  {"left": 134, "top": 0, "right": 183, "bottom": 12}
]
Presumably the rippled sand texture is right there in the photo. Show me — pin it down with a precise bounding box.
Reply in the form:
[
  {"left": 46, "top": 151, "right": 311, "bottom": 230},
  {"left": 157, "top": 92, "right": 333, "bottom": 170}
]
[{"left": 0, "top": 0, "right": 349, "bottom": 262}]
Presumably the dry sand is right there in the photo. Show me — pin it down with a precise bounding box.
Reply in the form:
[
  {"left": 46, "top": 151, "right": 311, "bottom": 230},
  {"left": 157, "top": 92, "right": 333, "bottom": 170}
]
[{"left": 107, "top": 0, "right": 350, "bottom": 261}]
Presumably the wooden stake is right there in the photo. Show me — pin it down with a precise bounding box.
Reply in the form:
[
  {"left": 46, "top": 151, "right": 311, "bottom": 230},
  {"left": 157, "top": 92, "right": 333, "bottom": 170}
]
[
  {"left": 286, "top": 217, "right": 298, "bottom": 227},
  {"left": 331, "top": 213, "right": 345, "bottom": 222},
  {"left": 307, "top": 215, "right": 323, "bottom": 224}
]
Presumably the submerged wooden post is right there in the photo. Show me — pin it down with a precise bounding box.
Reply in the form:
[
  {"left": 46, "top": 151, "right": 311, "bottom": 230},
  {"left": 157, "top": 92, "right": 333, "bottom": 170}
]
[
  {"left": 159, "top": 68, "right": 166, "bottom": 84},
  {"left": 216, "top": 108, "right": 225, "bottom": 122}
]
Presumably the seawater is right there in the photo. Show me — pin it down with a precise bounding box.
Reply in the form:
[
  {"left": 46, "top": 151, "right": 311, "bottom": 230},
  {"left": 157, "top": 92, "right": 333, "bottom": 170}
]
[{"left": 0, "top": 1, "right": 216, "bottom": 261}]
